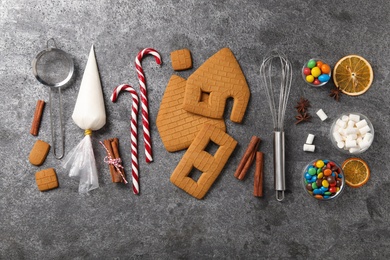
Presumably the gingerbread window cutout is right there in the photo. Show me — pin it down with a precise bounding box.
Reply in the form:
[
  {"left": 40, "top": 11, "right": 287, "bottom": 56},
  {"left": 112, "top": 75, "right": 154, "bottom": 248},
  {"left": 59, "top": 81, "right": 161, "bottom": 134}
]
[
  {"left": 156, "top": 75, "right": 226, "bottom": 152},
  {"left": 182, "top": 48, "right": 250, "bottom": 123},
  {"left": 170, "top": 124, "right": 237, "bottom": 199}
]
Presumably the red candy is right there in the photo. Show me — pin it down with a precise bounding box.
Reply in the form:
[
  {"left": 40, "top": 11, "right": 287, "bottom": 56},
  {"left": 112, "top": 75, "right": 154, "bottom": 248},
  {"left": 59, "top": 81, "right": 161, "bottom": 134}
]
[{"left": 303, "top": 67, "right": 311, "bottom": 76}]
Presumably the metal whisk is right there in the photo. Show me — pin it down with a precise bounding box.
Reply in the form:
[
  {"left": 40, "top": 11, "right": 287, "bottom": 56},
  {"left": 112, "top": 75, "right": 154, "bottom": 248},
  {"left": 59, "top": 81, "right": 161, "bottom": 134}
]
[{"left": 260, "top": 51, "right": 292, "bottom": 202}]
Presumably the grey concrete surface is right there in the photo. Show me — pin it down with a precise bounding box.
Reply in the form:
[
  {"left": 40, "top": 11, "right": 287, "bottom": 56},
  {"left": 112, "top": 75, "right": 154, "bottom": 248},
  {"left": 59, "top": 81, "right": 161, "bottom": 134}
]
[{"left": 1, "top": 0, "right": 390, "bottom": 259}]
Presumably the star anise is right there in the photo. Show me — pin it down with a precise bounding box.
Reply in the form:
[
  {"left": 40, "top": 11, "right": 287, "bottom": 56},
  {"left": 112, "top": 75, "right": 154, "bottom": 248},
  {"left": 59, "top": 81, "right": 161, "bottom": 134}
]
[
  {"left": 295, "top": 112, "right": 311, "bottom": 124},
  {"left": 295, "top": 97, "right": 311, "bottom": 113},
  {"left": 329, "top": 88, "right": 341, "bottom": 101}
]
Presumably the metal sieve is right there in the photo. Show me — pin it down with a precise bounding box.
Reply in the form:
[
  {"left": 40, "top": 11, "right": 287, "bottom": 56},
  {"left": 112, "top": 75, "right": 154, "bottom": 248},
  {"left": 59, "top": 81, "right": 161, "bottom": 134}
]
[{"left": 32, "top": 38, "right": 74, "bottom": 159}]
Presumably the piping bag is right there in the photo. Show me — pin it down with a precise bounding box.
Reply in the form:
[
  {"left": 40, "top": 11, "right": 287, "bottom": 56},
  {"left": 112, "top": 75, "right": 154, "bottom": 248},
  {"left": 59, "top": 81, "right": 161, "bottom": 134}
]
[{"left": 62, "top": 45, "right": 106, "bottom": 193}]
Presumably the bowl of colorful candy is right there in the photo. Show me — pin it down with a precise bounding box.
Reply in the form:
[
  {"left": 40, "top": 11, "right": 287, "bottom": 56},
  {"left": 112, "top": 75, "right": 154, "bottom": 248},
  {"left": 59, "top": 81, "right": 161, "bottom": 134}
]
[
  {"left": 303, "top": 159, "right": 345, "bottom": 201},
  {"left": 330, "top": 112, "right": 374, "bottom": 154},
  {"left": 302, "top": 58, "right": 331, "bottom": 86}
]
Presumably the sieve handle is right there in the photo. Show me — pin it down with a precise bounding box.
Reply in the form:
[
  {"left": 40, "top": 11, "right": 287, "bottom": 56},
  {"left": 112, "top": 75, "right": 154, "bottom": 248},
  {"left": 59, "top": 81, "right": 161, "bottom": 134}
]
[
  {"left": 49, "top": 87, "right": 65, "bottom": 160},
  {"left": 274, "top": 131, "right": 285, "bottom": 201}
]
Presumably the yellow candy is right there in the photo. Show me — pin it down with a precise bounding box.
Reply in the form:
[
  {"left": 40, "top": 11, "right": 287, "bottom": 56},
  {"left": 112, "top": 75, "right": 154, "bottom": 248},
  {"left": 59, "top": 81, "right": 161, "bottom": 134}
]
[
  {"left": 316, "top": 160, "right": 325, "bottom": 168},
  {"left": 322, "top": 180, "right": 329, "bottom": 188},
  {"left": 318, "top": 172, "right": 324, "bottom": 179},
  {"left": 311, "top": 67, "right": 321, "bottom": 78},
  {"left": 306, "top": 75, "right": 314, "bottom": 83}
]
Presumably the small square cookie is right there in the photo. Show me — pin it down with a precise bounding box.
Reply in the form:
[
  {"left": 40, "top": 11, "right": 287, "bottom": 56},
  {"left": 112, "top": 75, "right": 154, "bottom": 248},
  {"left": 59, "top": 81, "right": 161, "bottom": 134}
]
[
  {"left": 171, "top": 49, "right": 192, "bottom": 71},
  {"left": 35, "top": 168, "right": 59, "bottom": 192}
]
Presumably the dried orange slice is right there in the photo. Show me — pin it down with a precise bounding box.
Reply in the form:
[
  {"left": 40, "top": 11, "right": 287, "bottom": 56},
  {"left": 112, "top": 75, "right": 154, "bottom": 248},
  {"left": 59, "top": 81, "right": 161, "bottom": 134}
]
[
  {"left": 342, "top": 158, "right": 370, "bottom": 188},
  {"left": 333, "top": 55, "right": 373, "bottom": 96}
]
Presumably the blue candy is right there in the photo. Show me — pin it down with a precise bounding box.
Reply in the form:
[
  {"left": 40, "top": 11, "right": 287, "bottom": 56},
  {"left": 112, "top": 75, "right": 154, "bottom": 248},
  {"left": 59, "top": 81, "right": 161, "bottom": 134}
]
[
  {"left": 320, "top": 186, "right": 328, "bottom": 192},
  {"left": 318, "top": 74, "right": 330, "bottom": 83},
  {"left": 305, "top": 172, "right": 312, "bottom": 180},
  {"left": 323, "top": 195, "right": 330, "bottom": 199},
  {"left": 310, "top": 175, "right": 317, "bottom": 182},
  {"left": 313, "top": 189, "right": 323, "bottom": 195}
]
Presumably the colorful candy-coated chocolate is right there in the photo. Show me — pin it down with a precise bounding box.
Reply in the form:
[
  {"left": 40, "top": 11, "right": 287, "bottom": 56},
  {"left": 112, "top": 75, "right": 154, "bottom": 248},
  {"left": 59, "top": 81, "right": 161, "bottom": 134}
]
[
  {"left": 303, "top": 59, "right": 331, "bottom": 85},
  {"left": 303, "top": 67, "right": 311, "bottom": 76},
  {"left": 307, "top": 59, "right": 317, "bottom": 68},
  {"left": 321, "top": 64, "right": 331, "bottom": 74},
  {"left": 322, "top": 180, "right": 329, "bottom": 188},
  {"left": 311, "top": 67, "right": 321, "bottom": 78},
  {"left": 306, "top": 75, "right": 314, "bottom": 83},
  {"left": 316, "top": 160, "right": 325, "bottom": 168},
  {"left": 304, "top": 159, "right": 343, "bottom": 200},
  {"left": 318, "top": 74, "right": 330, "bottom": 82},
  {"left": 308, "top": 167, "right": 317, "bottom": 175},
  {"left": 324, "top": 169, "right": 332, "bottom": 177},
  {"left": 320, "top": 186, "right": 328, "bottom": 192}
]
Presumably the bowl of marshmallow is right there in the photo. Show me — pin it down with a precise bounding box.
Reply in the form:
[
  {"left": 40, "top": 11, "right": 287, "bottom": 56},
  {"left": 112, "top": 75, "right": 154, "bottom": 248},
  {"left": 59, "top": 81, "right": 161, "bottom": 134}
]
[{"left": 330, "top": 112, "right": 374, "bottom": 154}]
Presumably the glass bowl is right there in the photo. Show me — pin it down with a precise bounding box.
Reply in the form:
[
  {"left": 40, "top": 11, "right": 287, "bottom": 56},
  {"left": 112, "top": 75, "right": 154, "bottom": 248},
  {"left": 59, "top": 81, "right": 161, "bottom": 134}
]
[
  {"left": 302, "top": 58, "right": 331, "bottom": 87},
  {"left": 330, "top": 112, "right": 374, "bottom": 154},
  {"left": 303, "top": 159, "right": 345, "bottom": 201}
]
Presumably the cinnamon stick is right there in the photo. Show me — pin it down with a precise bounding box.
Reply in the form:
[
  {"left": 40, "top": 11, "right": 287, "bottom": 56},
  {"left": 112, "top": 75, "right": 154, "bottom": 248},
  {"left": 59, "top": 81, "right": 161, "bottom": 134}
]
[
  {"left": 253, "top": 151, "right": 264, "bottom": 197},
  {"left": 30, "top": 100, "right": 45, "bottom": 136},
  {"left": 103, "top": 138, "right": 126, "bottom": 183},
  {"left": 234, "top": 136, "right": 260, "bottom": 180}
]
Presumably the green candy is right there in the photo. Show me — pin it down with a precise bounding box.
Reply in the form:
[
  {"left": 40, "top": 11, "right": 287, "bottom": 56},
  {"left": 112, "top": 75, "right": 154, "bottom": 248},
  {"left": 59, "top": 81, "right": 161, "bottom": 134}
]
[
  {"left": 312, "top": 182, "right": 318, "bottom": 189},
  {"left": 307, "top": 59, "right": 316, "bottom": 69},
  {"left": 324, "top": 191, "right": 332, "bottom": 196},
  {"left": 308, "top": 167, "right": 317, "bottom": 175}
]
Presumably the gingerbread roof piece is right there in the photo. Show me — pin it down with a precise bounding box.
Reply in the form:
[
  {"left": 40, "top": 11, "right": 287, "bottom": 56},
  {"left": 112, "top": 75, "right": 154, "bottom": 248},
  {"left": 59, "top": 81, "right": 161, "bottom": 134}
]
[
  {"left": 182, "top": 48, "right": 250, "bottom": 123},
  {"left": 156, "top": 75, "right": 226, "bottom": 152}
]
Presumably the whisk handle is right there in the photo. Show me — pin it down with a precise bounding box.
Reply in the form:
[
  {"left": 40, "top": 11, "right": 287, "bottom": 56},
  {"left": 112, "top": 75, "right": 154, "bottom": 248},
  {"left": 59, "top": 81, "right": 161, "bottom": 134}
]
[{"left": 274, "top": 131, "right": 285, "bottom": 201}]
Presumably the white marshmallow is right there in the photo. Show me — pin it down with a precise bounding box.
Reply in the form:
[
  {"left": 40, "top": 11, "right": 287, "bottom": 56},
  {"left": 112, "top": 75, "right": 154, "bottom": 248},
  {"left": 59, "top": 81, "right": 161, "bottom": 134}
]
[
  {"left": 316, "top": 109, "right": 328, "bottom": 121},
  {"left": 356, "top": 119, "right": 368, "bottom": 129},
  {"left": 333, "top": 132, "right": 343, "bottom": 142},
  {"left": 303, "top": 144, "right": 315, "bottom": 152},
  {"left": 347, "top": 120, "right": 355, "bottom": 128},
  {"left": 349, "top": 147, "right": 361, "bottom": 153},
  {"left": 346, "top": 134, "right": 358, "bottom": 141},
  {"left": 345, "top": 127, "right": 358, "bottom": 135},
  {"left": 357, "top": 136, "right": 363, "bottom": 145},
  {"left": 345, "top": 140, "right": 358, "bottom": 149},
  {"left": 306, "top": 134, "right": 315, "bottom": 145},
  {"left": 363, "top": 132, "right": 373, "bottom": 143},
  {"left": 342, "top": 115, "right": 349, "bottom": 122},
  {"left": 359, "top": 125, "right": 371, "bottom": 135},
  {"left": 336, "top": 119, "right": 347, "bottom": 128},
  {"left": 359, "top": 141, "right": 371, "bottom": 150},
  {"left": 337, "top": 141, "right": 345, "bottom": 149},
  {"left": 349, "top": 114, "right": 360, "bottom": 122}
]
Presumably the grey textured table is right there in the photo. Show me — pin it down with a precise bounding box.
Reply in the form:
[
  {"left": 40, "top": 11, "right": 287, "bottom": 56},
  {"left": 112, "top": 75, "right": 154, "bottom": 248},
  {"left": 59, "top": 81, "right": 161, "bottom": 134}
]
[{"left": 1, "top": 1, "right": 390, "bottom": 259}]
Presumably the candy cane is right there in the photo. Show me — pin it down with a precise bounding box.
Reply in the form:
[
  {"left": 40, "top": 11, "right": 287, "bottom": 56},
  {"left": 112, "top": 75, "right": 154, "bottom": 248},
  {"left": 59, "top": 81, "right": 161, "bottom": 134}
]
[
  {"left": 111, "top": 84, "right": 140, "bottom": 194},
  {"left": 135, "top": 48, "right": 162, "bottom": 163}
]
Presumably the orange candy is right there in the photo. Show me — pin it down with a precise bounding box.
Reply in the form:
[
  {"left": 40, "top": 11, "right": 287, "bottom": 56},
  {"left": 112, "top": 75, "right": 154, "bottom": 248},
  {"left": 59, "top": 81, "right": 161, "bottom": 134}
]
[
  {"left": 321, "top": 64, "right": 331, "bottom": 74},
  {"left": 316, "top": 60, "right": 324, "bottom": 68},
  {"left": 324, "top": 168, "right": 332, "bottom": 176}
]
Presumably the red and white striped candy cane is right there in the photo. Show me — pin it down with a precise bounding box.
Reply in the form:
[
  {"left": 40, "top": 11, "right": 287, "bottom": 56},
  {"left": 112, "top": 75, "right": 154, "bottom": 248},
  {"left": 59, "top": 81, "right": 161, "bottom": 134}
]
[
  {"left": 111, "top": 84, "right": 140, "bottom": 195},
  {"left": 135, "top": 48, "right": 162, "bottom": 163}
]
